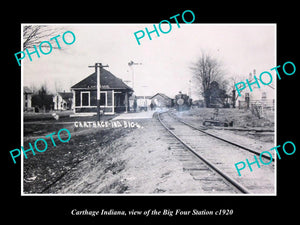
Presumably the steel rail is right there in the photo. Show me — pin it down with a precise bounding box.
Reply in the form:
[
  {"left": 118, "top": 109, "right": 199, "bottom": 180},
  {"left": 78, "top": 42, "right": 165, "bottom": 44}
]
[
  {"left": 168, "top": 111, "right": 273, "bottom": 162},
  {"left": 157, "top": 112, "right": 251, "bottom": 194}
]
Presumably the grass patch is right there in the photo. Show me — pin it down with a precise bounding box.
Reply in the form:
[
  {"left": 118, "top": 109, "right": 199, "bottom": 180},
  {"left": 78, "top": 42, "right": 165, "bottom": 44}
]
[{"left": 23, "top": 126, "right": 132, "bottom": 194}]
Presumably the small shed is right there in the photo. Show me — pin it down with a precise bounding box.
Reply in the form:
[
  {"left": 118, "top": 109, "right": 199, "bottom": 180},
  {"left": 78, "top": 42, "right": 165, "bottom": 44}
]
[{"left": 151, "top": 93, "right": 173, "bottom": 108}]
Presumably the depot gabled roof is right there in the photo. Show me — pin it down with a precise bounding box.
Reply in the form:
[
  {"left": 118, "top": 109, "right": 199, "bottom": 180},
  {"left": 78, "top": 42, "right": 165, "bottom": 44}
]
[
  {"left": 151, "top": 93, "right": 173, "bottom": 100},
  {"left": 71, "top": 68, "right": 133, "bottom": 91}
]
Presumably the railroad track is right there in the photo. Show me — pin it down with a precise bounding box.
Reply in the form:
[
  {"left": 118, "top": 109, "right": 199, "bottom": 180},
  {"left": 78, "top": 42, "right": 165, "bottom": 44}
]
[
  {"left": 156, "top": 111, "right": 275, "bottom": 194},
  {"left": 168, "top": 111, "right": 273, "bottom": 161}
]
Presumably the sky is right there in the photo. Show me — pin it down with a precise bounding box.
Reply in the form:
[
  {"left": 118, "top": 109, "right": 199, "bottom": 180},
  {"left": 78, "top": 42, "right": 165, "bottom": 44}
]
[{"left": 23, "top": 24, "right": 276, "bottom": 100}]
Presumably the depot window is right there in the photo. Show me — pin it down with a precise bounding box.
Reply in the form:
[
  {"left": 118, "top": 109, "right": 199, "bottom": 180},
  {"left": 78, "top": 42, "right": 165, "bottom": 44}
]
[
  {"left": 100, "top": 92, "right": 106, "bottom": 106},
  {"left": 81, "top": 91, "right": 90, "bottom": 106}
]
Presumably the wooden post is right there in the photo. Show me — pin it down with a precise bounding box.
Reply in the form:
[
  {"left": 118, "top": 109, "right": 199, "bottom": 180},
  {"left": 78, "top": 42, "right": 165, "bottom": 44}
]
[
  {"left": 96, "top": 63, "right": 101, "bottom": 120},
  {"left": 125, "top": 92, "right": 128, "bottom": 113},
  {"left": 88, "top": 63, "right": 109, "bottom": 121}
]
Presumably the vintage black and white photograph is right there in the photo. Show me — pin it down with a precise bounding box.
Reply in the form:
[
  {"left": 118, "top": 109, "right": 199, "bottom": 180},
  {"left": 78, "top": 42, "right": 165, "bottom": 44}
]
[{"left": 22, "top": 24, "right": 276, "bottom": 195}]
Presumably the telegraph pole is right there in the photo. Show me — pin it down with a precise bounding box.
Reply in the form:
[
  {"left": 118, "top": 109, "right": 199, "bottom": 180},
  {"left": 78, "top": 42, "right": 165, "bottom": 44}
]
[
  {"left": 128, "top": 60, "right": 142, "bottom": 89},
  {"left": 88, "top": 63, "right": 109, "bottom": 121}
]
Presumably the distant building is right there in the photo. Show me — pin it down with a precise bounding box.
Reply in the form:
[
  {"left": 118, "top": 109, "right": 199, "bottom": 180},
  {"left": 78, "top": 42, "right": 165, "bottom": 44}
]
[
  {"left": 151, "top": 93, "right": 173, "bottom": 108},
  {"left": 71, "top": 68, "right": 133, "bottom": 115},
  {"left": 127, "top": 95, "right": 151, "bottom": 112},
  {"left": 137, "top": 96, "right": 152, "bottom": 110},
  {"left": 53, "top": 91, "right": 73, "bottom": 111},
  {"left": 235, "top": 70, "right": 275, "bottom": 111},
  {"left": 129, "top": 95, "right": 151, "bottom": 112},
  {"left": 238, "top": 72, "right": 275, "bottom": 110},
  {"left": 23, "top": 86, "right": 33, "bottom": 112},
  {"left": 129, "top": 95, "right": 152, "bottom": 111},
  {"left": 208, "top": 81, "right": 230, "bottom": 108}
]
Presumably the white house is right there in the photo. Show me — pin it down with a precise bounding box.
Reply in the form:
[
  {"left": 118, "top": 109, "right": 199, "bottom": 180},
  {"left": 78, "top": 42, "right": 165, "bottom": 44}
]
[
  {"left": 238, "top": 71, "right": 275, "bottom": 110},
  {"left": 53, "top": 91, "right": 73, "bottom": 111},
  {"left": 24, "top": 86, "right": 34, "bottom": 112}
]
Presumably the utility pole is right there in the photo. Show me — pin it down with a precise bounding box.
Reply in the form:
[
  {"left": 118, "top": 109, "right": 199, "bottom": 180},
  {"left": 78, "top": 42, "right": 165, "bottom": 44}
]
[
  {"left": 141, "top": 85, "right": 148, "bottom": 110},
  {"left": 88, "top": 63, "right": 109, "bottom": 121},
  {"left": 128, "top": 60, "right": 142, "bottom": 90}
]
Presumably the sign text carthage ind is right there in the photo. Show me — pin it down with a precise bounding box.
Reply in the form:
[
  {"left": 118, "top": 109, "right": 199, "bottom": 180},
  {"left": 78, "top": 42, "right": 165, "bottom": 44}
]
[{"left": 74, "top": 120, "right": 143, "bottom": 129}]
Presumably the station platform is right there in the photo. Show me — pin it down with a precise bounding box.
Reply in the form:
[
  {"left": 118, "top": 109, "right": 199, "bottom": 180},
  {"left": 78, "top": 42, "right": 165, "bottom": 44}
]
[{"left": 112, "top": 110, "right": 156, "bottom": 120}]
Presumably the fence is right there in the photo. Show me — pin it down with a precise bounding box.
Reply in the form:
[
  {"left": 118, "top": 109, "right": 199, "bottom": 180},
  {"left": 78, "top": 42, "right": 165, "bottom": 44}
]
[{"left": 238, "top": 99, "right": 275, "bottom": 111}]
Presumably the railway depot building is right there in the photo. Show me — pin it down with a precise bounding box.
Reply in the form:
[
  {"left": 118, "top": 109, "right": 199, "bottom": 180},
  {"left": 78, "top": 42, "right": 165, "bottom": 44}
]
[{"left": 71, "top": 68, "right": 133, "bottom": 115}]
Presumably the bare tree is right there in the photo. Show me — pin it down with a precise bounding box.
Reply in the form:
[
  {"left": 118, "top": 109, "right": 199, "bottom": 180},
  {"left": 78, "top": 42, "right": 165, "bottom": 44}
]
[
  {"left": 31, "top": 84, "right": 54, "bottom": 112},
  {"left": 190, "top": 53, "right": 226, "bottom": 107},
  {"left": 23, "top": 25, "right": 65, "bottom": 50}
]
